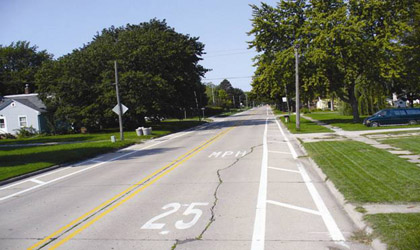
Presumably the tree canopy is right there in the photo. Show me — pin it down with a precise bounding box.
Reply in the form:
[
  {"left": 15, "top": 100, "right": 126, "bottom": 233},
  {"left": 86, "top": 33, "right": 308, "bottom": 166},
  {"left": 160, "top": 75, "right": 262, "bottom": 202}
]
[
  {"left": 0, "top": 41, "right": 52, "bottom": 96},
  {"left": 35, "top": 19, "right": 208, "bottom": 131},
  {"left": 249, "top": 0, "right": 419, "bottom": 121}
]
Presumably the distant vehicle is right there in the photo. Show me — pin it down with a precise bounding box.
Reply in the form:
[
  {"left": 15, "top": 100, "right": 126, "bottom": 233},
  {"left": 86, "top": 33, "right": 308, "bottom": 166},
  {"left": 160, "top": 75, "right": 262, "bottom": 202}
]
[{"left": 363, "top": 108, "right": 420, "bottom": 127}]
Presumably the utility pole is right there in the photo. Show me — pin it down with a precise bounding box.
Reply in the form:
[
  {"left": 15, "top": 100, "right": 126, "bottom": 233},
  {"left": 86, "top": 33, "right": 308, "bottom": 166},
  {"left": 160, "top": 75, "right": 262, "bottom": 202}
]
[
  {"left": 194, "top": 91, "right": 201, "bottom": 121},
  {"left": 211, "top": 85, "right": 215, "bottom": 105},
  {"left": 245, "top": 93, "right": 248, "bottom": 108},
  {"left": 114, "top": 60, "right": 124, "bottom": 141},
  {"left": 294, "top": 45, "right": 300, "bottom": 131},
  {"left": 232, "top": 95, "right": 235, "bottom": 108}
]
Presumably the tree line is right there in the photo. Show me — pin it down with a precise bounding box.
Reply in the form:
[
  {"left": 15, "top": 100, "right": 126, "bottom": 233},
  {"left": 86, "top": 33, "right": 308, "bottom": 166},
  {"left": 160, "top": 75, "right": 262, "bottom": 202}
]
[
  {"left": 1, "top": 19, "right": 209, "bottom": 132},
  {"left": 248, "top": 0, "right": 420, "bottom": 121},
  {"left": 205, "top": 79, "right": 248, "bottom": 110}
]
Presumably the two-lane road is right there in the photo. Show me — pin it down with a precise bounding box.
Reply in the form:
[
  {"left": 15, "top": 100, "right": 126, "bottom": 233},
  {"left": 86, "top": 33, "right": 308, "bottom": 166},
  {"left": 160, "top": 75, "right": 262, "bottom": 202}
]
[{"left": 0, "top": 107, "right": 368, "bottom": 249}]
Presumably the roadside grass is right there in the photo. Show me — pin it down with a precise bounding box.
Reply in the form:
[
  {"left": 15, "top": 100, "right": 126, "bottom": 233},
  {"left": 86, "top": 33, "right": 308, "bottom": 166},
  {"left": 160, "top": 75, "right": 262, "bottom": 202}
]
[
  {"left": 0, "top": 119, "right": 206, "bottom": 181},
  {"left": 0, "top": 119, "right": 205, "bottom": 145},
  {"left": 381, "top": 135, "right": 420, "bottom": 155},
  {"left": 365, "top": 213, "right": 420, "bottom": 250},
  {"left": 306, "top": 112, "right": 420, "bottom": 131},
  {"left": 279, "top": 115, "right": 333, "bottom": 133},
  {"left": 304, "top": 140, "right": 420, "bottom": 203}
]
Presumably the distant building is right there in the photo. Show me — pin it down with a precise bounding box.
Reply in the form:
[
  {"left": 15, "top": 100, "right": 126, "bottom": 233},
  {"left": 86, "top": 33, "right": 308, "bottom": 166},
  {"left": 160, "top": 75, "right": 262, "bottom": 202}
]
[{"left": 0, "top": 93, "right": 48, "bottom": 135}]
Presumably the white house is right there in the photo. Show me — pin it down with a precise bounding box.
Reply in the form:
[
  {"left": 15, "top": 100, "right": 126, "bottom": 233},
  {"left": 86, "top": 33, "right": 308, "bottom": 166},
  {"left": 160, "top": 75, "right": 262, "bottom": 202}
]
[{"left": 0, "top": 93, "right": 48, "bottom": 135}]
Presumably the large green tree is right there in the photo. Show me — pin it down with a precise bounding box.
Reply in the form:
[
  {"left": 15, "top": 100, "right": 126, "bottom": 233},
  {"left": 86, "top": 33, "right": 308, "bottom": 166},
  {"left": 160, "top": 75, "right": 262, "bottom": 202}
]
[
  {"left": 36, "top": 19, "right": 208, "bottom": 131},
  {"left": 249, "top": 0, "right": 417, "bottom": 121},
  {"left": 0, "top": 41, "right": 51, "bottom": 95}
]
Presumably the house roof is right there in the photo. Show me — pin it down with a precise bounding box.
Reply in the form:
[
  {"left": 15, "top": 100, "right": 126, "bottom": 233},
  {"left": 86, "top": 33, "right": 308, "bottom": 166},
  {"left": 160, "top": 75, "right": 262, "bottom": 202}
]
[
  {"left": 0, "top": 99, "right": 13, "bottom": 111},
  {"left": 1, "top": 93, "right": 47, "bottom": 113}
]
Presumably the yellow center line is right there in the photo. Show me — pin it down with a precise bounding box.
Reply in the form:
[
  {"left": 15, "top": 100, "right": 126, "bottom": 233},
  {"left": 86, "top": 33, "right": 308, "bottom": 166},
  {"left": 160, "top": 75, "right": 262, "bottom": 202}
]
[{"left": 28, "top": 125, "right": 235, "bottom": 250}]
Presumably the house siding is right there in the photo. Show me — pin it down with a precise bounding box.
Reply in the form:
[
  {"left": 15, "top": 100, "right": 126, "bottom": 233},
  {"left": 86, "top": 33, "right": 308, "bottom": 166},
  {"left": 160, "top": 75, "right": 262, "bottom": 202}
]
[{"left": 0, "top": 101, "right": 41, "bottom": 134}]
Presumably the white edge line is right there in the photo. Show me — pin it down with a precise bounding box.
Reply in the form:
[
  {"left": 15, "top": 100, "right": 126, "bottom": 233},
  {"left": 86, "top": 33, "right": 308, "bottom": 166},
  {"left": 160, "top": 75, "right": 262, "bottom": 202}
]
[
  {"left": 268, "top": 167, "right": 300, "bottom": 173},
  {"left": 298, "top": 163, "right": 346, "bottom": 242},
  {"left": 29, "top": 179, "right": 46, "bottom": 185},
  {"left": 268, "top": 150, "right": 292, "bottom": 155},
  {"left": 251, "top": 116, "right": 268, "bottom": 250},
  {"left": 0, "top": 129, "right": 194, "bottom": 201},
  {"left": 266, "top": 200, "right": 321, "bottom": 216},
  {"left": 274, "top": 117, "right": 298, "bottom": 159}
]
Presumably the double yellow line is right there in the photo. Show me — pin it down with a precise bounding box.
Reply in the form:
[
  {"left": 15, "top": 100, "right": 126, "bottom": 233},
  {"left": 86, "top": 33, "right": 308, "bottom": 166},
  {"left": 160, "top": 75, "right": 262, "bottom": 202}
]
[{"left": 29, "top": 126, "right": 235, "bottom": 249}]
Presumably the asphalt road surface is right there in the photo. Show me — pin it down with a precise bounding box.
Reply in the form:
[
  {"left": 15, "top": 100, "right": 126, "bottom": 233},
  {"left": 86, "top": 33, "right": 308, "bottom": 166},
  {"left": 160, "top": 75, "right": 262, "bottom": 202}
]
[{"left": 0, "top": 106, "right": 369, "bottom": 250}]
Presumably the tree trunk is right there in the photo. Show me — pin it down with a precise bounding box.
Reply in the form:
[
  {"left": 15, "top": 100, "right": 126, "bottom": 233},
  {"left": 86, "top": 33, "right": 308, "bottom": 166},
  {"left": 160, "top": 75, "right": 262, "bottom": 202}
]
[{"left": 349, "top": 85, "right": 360, "bottom": 122}]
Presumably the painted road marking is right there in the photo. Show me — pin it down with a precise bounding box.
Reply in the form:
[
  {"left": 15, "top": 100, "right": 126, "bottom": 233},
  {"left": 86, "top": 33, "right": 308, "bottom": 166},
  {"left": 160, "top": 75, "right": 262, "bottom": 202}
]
[
  {"left": 268, "top": 167, "right": 300, "bottom": 174},
  {"left": 29, "top": 126, "right": 234, "bottom": 250},
  {"left": 298, "top": 163, "right": 346, "bottom": 243},
  {"left": 268, "top": 150, "right": 292, "bottom": 155},
  {"left": 271, "top": 109, "right": 345, "bottom": 243},
  {"left": 273, "top": 117, "right": 297, "bottom": 159},
  {"left": 251, "top": 117, "right": 268, "bottom": 250},
  {"left": 140, "top": 202, "right": 208, "bottom": 231},
  {"left": 266, "top": 200, "right": 321, "bottom": 216},
  {"left": 208, "top": 150, "right": 247, "bottom": 158},
  {"left": 29, "top": 179, "right": 46, "bottom": 185}
]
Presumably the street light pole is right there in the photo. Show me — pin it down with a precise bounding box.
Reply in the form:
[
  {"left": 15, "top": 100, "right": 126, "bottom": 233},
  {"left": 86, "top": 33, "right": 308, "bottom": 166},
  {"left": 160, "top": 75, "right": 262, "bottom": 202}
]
[
  {"left": 114, "top": 60, "right": 124, "bottom": 141},
  {"left": 294, "top": 45, "right": 300, "bottom": 131}
]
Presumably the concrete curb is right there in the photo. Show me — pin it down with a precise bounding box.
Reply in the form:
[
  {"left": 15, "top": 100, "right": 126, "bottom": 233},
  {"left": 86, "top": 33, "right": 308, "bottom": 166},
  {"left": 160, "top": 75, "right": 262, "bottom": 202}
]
[{"left": 276, "top": 117, "right": 387, "bottom": 250}]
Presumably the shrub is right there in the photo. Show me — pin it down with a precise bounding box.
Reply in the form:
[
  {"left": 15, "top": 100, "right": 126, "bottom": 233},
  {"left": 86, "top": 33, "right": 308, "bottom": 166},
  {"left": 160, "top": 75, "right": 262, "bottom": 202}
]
[
  {"left": 301, "top": 107, "right": 311, "bottom": 114},
  {"left": 14, "top": 126, "right": 38, "bottom": 138},
  {"left": 0, "top": 133, "right": 16, "bottom": 139}
]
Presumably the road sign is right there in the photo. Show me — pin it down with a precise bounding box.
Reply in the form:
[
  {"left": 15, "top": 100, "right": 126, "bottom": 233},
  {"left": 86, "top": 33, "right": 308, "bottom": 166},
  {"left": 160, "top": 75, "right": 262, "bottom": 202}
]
[{"left": 112, "top": 104, "right": 128, "bottom": 115}]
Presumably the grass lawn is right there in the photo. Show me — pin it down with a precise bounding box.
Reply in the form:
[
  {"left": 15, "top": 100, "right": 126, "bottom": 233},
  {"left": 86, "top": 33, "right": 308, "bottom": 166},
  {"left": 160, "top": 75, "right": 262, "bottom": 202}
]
[
  {"left": 279, "top": 115, "right": 333, "bottom": 133},
  {"left": 365, "top": 213, "right": 420, "bottom": 250},
  {"left": 304, "top": 140, "right": 420, "bottom": 203},
  {"left": 381, "top": 135, "right": 420, "bottom": 155},
  {"left": 306, "top": 112, "right": 420, "bottom": 131},
  {"left": 0, "top": 119, "right": 206, "bottom": 181}
]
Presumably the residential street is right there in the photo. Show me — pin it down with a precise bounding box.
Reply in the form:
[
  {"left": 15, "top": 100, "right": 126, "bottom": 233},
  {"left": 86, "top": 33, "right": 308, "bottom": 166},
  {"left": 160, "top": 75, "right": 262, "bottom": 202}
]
[{"left": 0, "top": 107, "right": 368, "bottom": 250}]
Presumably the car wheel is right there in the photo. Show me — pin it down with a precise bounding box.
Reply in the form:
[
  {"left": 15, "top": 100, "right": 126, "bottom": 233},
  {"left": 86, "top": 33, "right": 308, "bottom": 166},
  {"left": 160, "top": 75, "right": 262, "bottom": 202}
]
[
  {"left": 372, "top": 122, "right": 379, "bottom": 127},
  {"left": 409, "top": 120, "right": 417, "bottom": 125}
]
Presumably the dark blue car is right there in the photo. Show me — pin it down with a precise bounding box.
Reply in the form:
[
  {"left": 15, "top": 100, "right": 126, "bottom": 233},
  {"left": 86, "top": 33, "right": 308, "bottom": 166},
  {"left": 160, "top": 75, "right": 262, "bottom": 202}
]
[{"left": 363, "top": 108, "right": 420, "bottom": 127}]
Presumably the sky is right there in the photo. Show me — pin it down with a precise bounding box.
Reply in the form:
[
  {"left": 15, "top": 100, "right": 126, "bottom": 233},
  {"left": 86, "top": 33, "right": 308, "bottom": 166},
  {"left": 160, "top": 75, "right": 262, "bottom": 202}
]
[{"left": 0, "top": 0, "right": 278, "bottom": 92}]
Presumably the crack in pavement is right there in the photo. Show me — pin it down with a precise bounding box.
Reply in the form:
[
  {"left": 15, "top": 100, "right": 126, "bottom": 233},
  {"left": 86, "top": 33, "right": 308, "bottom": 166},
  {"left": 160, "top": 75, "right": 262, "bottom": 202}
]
[{"left": 171, "top": 144, "right": 262, "bottom": 249}]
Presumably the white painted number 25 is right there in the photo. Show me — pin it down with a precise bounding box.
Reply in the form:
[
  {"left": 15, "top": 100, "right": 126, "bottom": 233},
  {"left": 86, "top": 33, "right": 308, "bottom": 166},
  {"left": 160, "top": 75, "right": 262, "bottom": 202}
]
[{"left": 141, "top": 202, "right": 208, "bottom": 230}]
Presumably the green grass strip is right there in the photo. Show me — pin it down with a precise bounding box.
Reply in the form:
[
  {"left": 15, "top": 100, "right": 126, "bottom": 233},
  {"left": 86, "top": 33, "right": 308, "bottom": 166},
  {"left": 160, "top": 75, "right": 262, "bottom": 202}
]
[
  {"left": 304, "top": 140, "right": 420, "bottom": 202},
  {"left": 365, "top": 213, "right": 420, "bottom": 250},
  {"left": 381, "top": 135, "right": 420, "bottom": 155},
  {"left": 0, "top": 120, "right": 206, "bottom": 181},
  {"left": 279, "top": 115, "right": 333, "bottom": 134}
]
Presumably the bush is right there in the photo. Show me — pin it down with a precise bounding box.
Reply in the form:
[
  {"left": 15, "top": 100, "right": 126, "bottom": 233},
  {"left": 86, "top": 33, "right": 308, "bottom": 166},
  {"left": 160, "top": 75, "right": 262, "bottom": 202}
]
[
  {"left": 338, "top": 101, "right": 353, "bottom": 115},
  {"left": 14, "top": 126, "right": 38, "bottom": 138},
  {"left": 0, "top": 133, "right": 16, "bottom": 139},
  {"left": 204, "top": 106, "right": 224, "bottom": 117},
  {"left": 300, "top": 107, "right": 311, "bottom": 114}
]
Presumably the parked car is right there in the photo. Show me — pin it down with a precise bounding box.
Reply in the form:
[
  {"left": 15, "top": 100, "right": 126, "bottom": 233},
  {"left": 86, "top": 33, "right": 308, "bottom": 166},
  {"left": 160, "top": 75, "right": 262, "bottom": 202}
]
[{"left": 363, "top": 108, "right": 420, "bottom": 127}]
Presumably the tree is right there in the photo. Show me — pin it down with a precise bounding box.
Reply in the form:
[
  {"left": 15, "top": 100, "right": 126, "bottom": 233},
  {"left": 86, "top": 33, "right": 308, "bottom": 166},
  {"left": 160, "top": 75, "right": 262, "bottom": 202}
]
[
  {"left": 249, "top": 0, "right": 415, "bottom": 121},
  {"left": 0, "top": 41, "right": 51, "bottom": 95},
  {"left": 36, "top": 19, "right": 208, "bottom": 131}
]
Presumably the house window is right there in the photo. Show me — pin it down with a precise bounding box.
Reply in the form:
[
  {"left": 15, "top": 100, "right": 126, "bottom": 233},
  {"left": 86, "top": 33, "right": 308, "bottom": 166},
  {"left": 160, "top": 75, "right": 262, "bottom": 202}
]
[
  {"left": 18, "top": 116, "right": 27, "bottom": 127},
  {"left": 0, "top": 118, "right": 5, "bottom": 129}
]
